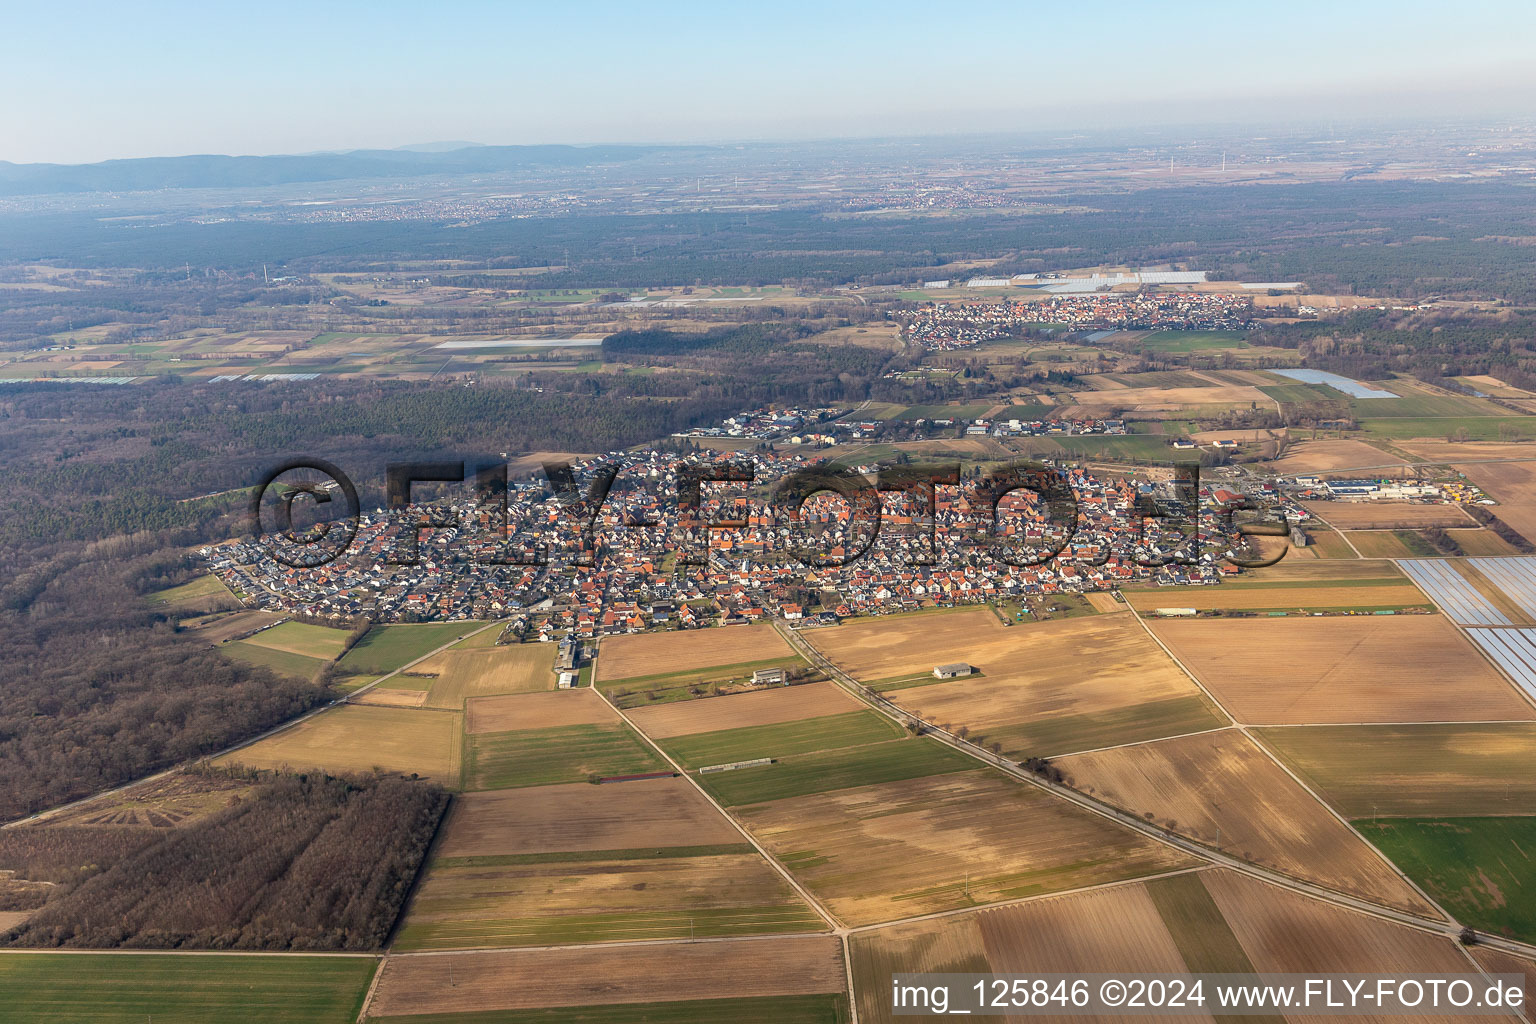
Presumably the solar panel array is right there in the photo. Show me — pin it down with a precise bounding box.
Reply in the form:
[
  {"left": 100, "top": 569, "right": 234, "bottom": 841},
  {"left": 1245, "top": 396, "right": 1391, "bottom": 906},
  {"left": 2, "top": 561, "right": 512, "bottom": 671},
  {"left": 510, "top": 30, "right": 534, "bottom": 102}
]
[
  {"left": 1398, "top": 559, "right": 1511, "bottom": 625},
  {"left": 1465, "top": 558, "right": 1536, "bottom": 619},
  {"left": 1465, "top": 628, "right": 1536, "bottom": 702}
]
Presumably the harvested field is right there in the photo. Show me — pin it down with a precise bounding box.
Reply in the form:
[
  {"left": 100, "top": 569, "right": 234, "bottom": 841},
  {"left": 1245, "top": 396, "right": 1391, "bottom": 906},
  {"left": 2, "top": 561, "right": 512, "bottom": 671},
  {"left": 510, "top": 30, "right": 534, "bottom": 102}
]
[
  {"left": 414, "top": 645, "right": 556, "bottom": 709},
  {"left": 1447, "top": 529, "right": 1523, "bottom": 556},
  {"left": 1204, "top": 870, "right": 1481, "bottom": 982},
  {"left": 851, "top": 881, "right": 1199, "bottom": 1024},
  {"left": 1394, "top": 443, "right": 1536, "bottom": 542},
  {"left": 626, "top": 680, "right": 861, "bottom": 739},
  {"left": 1086, "top": 592, "right": 1123, "bottom": 612},
  {"left": 821, "top": 612, "right": 1225, "bottom": 756},
  {"left": 597, "top": 624, "right": 795, "bottom": 683},
  {"left": 1065, "top": 384, "right": 1270, "bottom": 413},
  {"left": 1266, "top": 439, "right": 1404, "bottom": 473},
  {"left": 1257, "top": 723, "right": 1536, "bottom": 816},
  {"left": 216, "top": 705, "right": 462, "bottom": 784},
  {"left": 736, "top": 770, "right": 1197, "bottom": 925},
  {"left": 1303, "top": 501, "right": 1473, "bottom": 529},
  {"left": 466, "top": 688, "right": 617, "bottom": 734},
  {"left": 394, "top": 851, "right": 822, "bottom": 950},
  {"left": 1456, "top": 460, "right": 1536, "bottom": 545},
  {"left": 1469, "top": 948, "right": 1536, "bottom": 1014},
  {"left": 1058, "top": 730, "right": 1433, "bottom": 914},
  {"left": 436, "top": 779, "right": 740, "bottom": 857},
  {"left": 365, "top": 935, "right": 846, "bottom": 1017},
  {"left": 1124, "top": 580, "right": 1429, "bottom": 612},
  {"left": 1240, "top": 557, "right": 1401, "bottom": 583},
  {"left": 188, "top": 609, "right": 284, "bottom": 643},
  {"left": 354, "top": 688, "right": 428, "bottom": 708},
  {"left": 1149, "top": 616, "right": 1534, "bottom": 724}
]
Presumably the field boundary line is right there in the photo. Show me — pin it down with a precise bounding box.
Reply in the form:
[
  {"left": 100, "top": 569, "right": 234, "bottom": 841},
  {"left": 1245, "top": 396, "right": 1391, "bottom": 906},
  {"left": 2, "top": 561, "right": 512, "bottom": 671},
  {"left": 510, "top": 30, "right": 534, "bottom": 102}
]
[
  {"left": 842, "top": 864, "right": 1211, "bottom": 935},
  {"left": 355, "top": 957, "right": 388, "bottom": 1023},
  {"left": 777, "top": 619, "right": 1482, "bottom": 944},
  {"left": 1396, "top": 557, "right": 1536, "bottom": 716},
  {"left": 591, "top": 672, "right": 846, "bottom": 937},
  {"left": 1306, "top": 506, "right": 1366, "bottom": 557},
  {"left": 1124, "top": 604, "right": 1455, "bottom": 927},
  {"left": 1042, "top": 724, "right": 1235, "bottom": 760}
]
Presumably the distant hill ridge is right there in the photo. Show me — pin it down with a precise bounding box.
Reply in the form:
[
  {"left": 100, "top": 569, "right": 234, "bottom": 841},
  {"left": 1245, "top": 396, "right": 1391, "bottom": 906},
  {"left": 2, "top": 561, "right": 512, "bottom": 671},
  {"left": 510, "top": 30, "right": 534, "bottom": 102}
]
[{"left": 0, "top": 143, "right": 690, "bottom": 196}]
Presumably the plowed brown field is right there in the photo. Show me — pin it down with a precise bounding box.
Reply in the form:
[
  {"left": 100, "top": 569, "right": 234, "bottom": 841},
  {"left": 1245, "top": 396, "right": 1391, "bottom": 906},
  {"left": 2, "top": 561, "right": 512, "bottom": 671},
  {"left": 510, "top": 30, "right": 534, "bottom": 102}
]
[
  {"left": 1149, "top": 616, "right": 1533, "bottom": 724},
  {"left": 366, "top": 935, "right": 846, "bottom": 1016},
  {"left": 465, "top": 688, "right": 618, "bottom": 733},
  {"left": 435, "top": 778, "right": 740, "bottom": 857},
  {"left": 1057, "top": 730, "right": 1433, "bottom": 914}
]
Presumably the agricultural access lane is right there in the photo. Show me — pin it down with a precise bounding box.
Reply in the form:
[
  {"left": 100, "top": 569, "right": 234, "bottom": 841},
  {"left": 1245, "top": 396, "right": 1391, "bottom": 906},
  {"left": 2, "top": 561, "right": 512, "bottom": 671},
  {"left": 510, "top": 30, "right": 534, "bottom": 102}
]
[
  {"left": 588, "top": 663, "right": 861, "bottom": 1024},
  {"left": 773, "top": 617, "right": 1536, "bottom": 965}
]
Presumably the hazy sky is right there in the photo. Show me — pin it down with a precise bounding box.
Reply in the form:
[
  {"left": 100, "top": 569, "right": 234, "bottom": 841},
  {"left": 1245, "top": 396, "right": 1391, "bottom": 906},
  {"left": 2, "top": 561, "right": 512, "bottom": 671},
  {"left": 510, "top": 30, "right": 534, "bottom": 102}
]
[{"left": 6, "top": 0, "right": 1536, "bottom": 164}]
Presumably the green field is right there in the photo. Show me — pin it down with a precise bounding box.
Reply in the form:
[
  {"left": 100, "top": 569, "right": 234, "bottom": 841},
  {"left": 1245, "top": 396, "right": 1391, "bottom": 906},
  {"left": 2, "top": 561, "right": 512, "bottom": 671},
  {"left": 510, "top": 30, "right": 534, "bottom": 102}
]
[
  {"left": 337, "top": 622, "right": 485, "bottom": 676},
  {"left": 659, "top": 710, "right": 905, "bottom": 769},
  {"left": 1043, "top": 434, "right": 1198, "bottom": 463},
  {"left": 894, "top": 403, "right": 995, "bottom": 421},
  {"left": 1356, "top": 416, "right": 1536, "bottom": 441},
  {"left": 148, "top": 575, "right": 233, "bottom": 607},
  {"left": 0, "top": 952, "right": 377, "bottom": 1024},
  {"left": 1358, "top": 817, "right": 1536, "bottom": 942},
  {"left": 1347, "top": 394, "right": 1507, "bottom": 419},
  {"left": 222, "top": 640, "right": 330, "bottom": 680},
  {"left": 363, "top": 994, "right": 849, "bottom": 1024},
  {"left": 466, "top": 723, "right": 668, "bottom": 789},
  {"left": 1136, "top": 330, "right": 1250, "bottom": 353},
  {"left": 244, "top": 620, "right": 351, "bottom": 659},
  {"left": 698, "top": 737, "right": 975, "bottom": 807},
  {"left": 1257, "top": 724, "right": 1536, "bottom": 817}
]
